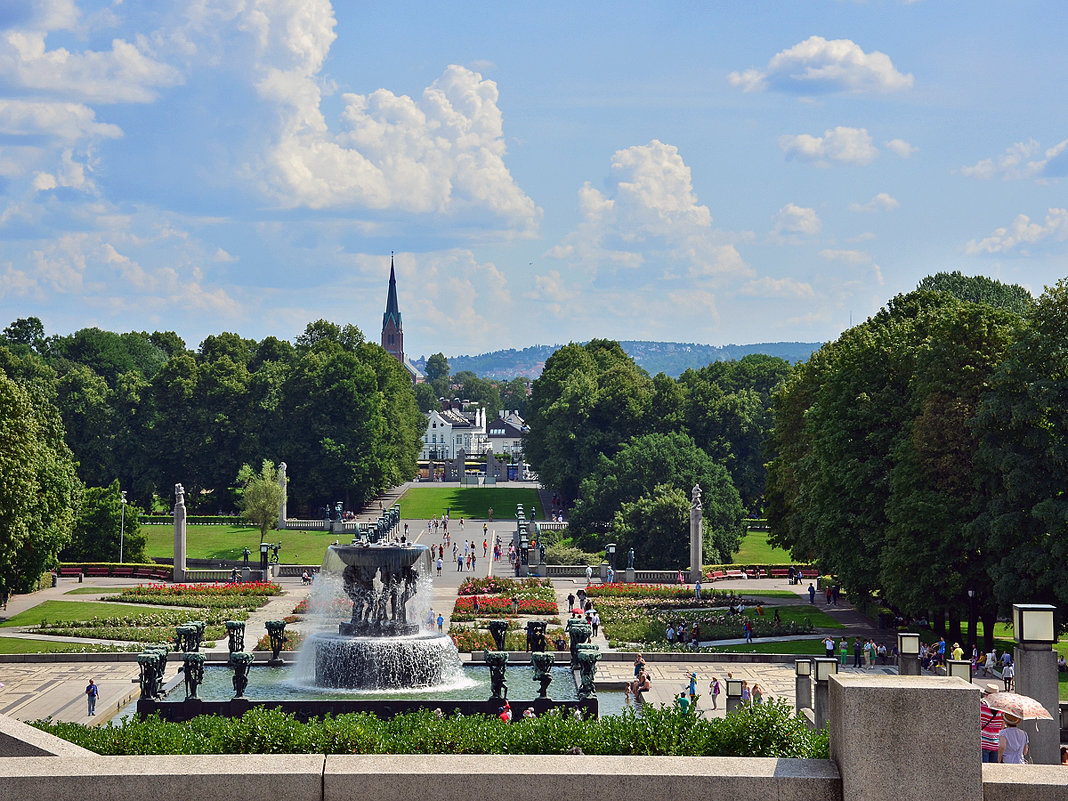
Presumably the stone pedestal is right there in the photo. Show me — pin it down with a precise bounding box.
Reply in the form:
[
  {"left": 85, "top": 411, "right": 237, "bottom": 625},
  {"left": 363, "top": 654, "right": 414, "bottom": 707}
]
[
  {"left": 625, "top": 568, "right": 635, "bottom": 584},
  {"left": 277, "top": 461, "right": 287, "bottom": 530},
  {"left": 599, "top": 563, "right": 608, "bottom": 582},
  {"left": 829, "top": 675, "right": 980, "bottom": 801},
  {"left": 795, "top": 675, "right": 812, "bottom": 713},
  {"left": 241, "top": 566, "right": 251, "bottom": 583},
  {"left": 1014, "top": 645, "right": 1059, "bottom": 764},
  {"left": 899, "top": 654, "right": 920, "bottom": 676}
]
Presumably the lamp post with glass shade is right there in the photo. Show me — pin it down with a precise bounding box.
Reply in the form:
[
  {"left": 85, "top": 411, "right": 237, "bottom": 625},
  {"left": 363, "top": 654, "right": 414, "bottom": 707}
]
[
  {"left": 813, "top": 657, "right": 837, "bottom": 731},
  {"left": 795, "top": 658, "right": 812, "bottom": 713},
  {"left": 725, "top": 677, "right": 743, "bottom": 714},
  {"left": 898, "top": 632, "right": 921, "bottom": 676},
  {"left": 1012, "top": 603, "right": 1058, "bottom": 764},
  {"left": 967, "top": 588, "right": 976, "bottom": 651},
  {"left": 119, "top": 490, "right": 127, "bottom": 564},
  {"left": 946, "top": 659, "right": 972, "bottom": 683}
]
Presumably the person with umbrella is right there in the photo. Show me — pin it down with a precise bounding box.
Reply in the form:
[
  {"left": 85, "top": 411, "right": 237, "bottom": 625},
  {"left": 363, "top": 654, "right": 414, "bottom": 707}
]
[
  {"left": 998, "top": 714, "right": 1028, "bottom": 763},
  {"left": 980, "top": 683, "right": 1004, "bottom": 763}
]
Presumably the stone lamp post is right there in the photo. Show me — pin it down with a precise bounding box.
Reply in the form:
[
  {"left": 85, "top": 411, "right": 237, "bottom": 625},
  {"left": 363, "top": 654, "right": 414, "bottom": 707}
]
[
  {"left": 813, "top": 657, "right": 837, "bottom": 731},
  {"left": 795, "top": 658, "right": 812, "bottom": 713},
  {"left": 1012, "top": 603, "right": 1059, "bottom": 764},
  {"left": 897, "top": 632, "right": 921, "bottom": 676}
]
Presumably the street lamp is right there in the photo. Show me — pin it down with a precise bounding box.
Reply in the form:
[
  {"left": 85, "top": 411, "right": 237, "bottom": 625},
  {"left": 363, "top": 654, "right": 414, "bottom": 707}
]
[
  {"left": 898, "top": 632, "right": 921, "bottom": 676},
  {"left": 119, "top": 490, "right": 127, "bottom": 564},
  {"left": 1012, "top": 603, "right": 1056, "bottom": 645},
  {"left": 967, "top": 588, "right": 976, "bottom": 647}
]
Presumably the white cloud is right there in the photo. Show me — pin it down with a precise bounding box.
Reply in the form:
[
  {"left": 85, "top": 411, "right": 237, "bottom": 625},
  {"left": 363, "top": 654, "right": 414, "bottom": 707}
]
[
  {"left": 546, "top": 139, "right": 750, "bottom": 281},
  {"left": 849, "top": 192, "right": 899, "bottom": 213},
  {"left": 819, "top": 249, "right": 870, "bottom": 264},
  {"left": 728, "top": 36, "right": 913, "bottom": 94},
  {"left": 780, "top": 127, "right": 878, "bottom": 166},
  {"left": 0, "top": 99, "right": 122, "bottom": 141},
  {"left": 960, "top": 138, "right": 1068, "bottom": 181},
  {"left": 738, "top": 277, "right": 815, "bottom": 298},
  {"left": 0, "top": 28, "right": 181, "bottom": 103},
  {"left": 884, "top": 138, "right": 917, "bottom": 158},
  {"left": 965, "top": 208, "right": 1068, "bottom": 254},
  {"left": 772, "top": 203, "right": 822, "bottom": 239}
]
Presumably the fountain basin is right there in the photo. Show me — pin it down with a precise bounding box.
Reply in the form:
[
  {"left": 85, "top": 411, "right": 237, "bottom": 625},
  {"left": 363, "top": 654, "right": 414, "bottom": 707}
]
[{"left": 310, "top": 631, "right": 463, "bottom": 689}]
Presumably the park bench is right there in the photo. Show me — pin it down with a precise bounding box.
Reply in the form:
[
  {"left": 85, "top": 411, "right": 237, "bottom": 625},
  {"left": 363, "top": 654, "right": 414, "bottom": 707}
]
[
  {"left": 746, "top": 569, "right": 766, "bottom": 579},
  {"left": 135, "top": 568, "right": 155, "bottom": 578},
  {"left": 112, "top": 567, "right": 135, "bottom": 577},
  {"left": 769, "top": 569, "right": 791, "bottom": 579},
  {"left": 85, "top": 567, "right": 110, "bottom": 577},
  {"left": 58, "top": 567, "right": 82, "bottom": 578},
  {"left": 708, "top": 570, "right": 726, "bottom": 581},
  {"left": 151, "top": 570, "right": 171, "bottom": 581},
  {"left": 725, "top": 569, "right": 746, "bottom": 579}
]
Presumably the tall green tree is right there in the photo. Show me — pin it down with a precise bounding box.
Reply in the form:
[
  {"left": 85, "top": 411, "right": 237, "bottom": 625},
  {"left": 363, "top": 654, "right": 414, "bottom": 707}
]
[
  {"left": 973, "top": 279, "right": 1068, "bottom": 628},
  {"left": 525, "top": 339, "right": 653, "bottom": 501},
  {"left": 611, "top": 484, "right": 691, "bottom": 570},
  {"left": 569, "top": 432, "right": 745, "bottom": 562},
  {"left": 0, "top": 352, "right": 81, "bottom": 593},
  {"left": 62, "top": 481, "right": 146, "bottom": 563},
  {"left": 236, "top": 460, "right": 286, "bottom": 543}
]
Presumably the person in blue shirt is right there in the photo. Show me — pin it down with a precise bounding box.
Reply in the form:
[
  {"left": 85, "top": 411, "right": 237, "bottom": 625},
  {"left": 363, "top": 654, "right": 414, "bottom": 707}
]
[
  {"left": 808, "top": 583, "right": 816, "bottom": 603},
  {"left": 688, "top": 672, "right": 698, "bottom": 701}
]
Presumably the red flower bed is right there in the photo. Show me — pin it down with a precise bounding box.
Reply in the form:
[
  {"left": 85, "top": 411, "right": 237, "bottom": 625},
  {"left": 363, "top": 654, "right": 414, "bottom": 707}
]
[{"left": 451, "top": 596, "right": 558, "bottom": 619}]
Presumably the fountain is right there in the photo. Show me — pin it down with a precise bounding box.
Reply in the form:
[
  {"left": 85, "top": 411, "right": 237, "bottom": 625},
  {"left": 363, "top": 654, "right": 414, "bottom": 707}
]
[{"left": 300, "top": 543, "right": 465, "bottom": 690}]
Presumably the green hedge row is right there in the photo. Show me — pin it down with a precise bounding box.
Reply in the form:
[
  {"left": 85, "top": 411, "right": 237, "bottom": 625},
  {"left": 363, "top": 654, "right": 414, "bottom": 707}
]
[
  {"left": 34, "top": 702, "right": 827, "bottom": 757},
  {"left": 139, "top": 515, "right": 251, "bottom": 526}
]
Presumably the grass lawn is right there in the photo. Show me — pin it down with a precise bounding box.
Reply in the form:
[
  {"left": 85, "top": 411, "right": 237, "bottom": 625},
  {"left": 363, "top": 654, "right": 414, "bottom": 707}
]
[
  {"left": 143, "top": 524, "right": 340, "bottom": 563},
  {"left": 64, "top": 587, "right": 123, "bottom": 595},
  {"left": 746, "top": 605, "right": 844, "bottom": 629},
  {"left": 1, "top": 600, "right": 163, "bottom": 628},
  {"left": 397, "top": 486, "right": 542, "bottom": 520},
  {"left": 705, "top": 638, "right": 826, "bottom": 655},
  {"left": 733, "top": 528, "right": 793, "bottom": 564},
  {"left": 0, "top": 637, "right": 128, "bottom": 654}
]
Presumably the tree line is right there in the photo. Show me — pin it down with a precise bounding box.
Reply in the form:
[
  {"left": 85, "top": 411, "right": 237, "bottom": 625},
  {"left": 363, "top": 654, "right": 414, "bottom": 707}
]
[
  {"left": 523, "top": 339, "right": 793, "bottom": 569},
  {"left": 0, "top": 319, "right": 425, "bottom": 594},
  {"left": 765, "top": 272, "right": 1065, "bottom": 646}
]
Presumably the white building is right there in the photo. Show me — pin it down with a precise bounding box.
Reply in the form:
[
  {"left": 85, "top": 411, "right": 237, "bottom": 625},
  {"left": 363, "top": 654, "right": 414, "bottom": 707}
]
[
  {"left": 420, "top": 405, "right": 488, "bottom": 460},
  {"left": 486, "top": 410, "right": 527, "bottom": 457}
]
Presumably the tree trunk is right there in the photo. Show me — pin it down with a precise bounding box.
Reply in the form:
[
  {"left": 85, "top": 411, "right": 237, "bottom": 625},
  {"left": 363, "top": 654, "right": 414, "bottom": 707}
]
[
  {"left": 948, "top": 607, "right": 963, "bottom": 649},
  {"left": 981, "top": 609, "right": 997, "bottom": 652},
  {"left": 932, "top": 609, "right": 945, "bottom": 638}
]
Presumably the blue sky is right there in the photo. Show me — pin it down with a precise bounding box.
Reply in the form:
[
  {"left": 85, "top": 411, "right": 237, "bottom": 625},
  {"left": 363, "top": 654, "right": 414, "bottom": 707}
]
[{"left": 2, "top": 1, "right": 1066, "bottom": 359}]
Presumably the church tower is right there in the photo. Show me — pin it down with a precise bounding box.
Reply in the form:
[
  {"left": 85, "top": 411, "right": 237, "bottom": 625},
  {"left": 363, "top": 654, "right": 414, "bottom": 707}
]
[{"left": 381, "top": 255, "right": 404, "bottom": 364}]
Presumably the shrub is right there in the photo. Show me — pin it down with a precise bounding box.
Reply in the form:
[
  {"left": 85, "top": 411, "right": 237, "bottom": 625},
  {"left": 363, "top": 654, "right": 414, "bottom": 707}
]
[
  {"left": 32, "top": 702, "right": 828, "bottom": 758},
  {"left": 544, "top": 544, "right": 601, "bottom": 566}
]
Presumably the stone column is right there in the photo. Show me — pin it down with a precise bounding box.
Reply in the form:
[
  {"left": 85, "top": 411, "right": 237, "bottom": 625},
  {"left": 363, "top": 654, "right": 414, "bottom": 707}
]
[
  {"left": 172, "top": 483, "right": 187, "bottom": 583},
  {"left": 814, "top": 681, "right": 830, "bottom": 731},
  {"left": 689, "top": 484, "right": 703, "bottom": 584},
  {"left": 829, "top": 675, "right": 980, "bottom": 801},
  {"left": 795, "top": 673, "right": 812, "bottom": 713},
  {"left": 277, "top": 461, "right": 287, "bottom": 531},
  {"left": 899, "top": 653, "right": 921, "bottom": 676},
  {"left": 1014, "top": 644, "right": 1059, "bottom": 764}
]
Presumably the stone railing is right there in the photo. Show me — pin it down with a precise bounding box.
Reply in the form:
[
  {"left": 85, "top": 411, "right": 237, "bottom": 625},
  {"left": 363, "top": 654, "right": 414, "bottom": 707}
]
[
  {"left": 285, "top": 520, "right": 361, "bottom": 532},
  {"left": 1, "top": 676, "right": 1066, "bottom": 798}
]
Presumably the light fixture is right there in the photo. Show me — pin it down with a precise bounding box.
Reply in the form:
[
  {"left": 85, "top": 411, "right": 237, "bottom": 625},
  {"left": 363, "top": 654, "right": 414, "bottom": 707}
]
[
  {"left": 946, "top": 659, "right": 972, "bottom": 683},
  {"left": 726, "top": 678, "right": 743, "bottom": 697},
  {"left": 814, "top": 657, "right": 838, "bottom": 683},
  {"left": 1012, "top": 604, "right": 1056, "bottom": 645},
  {"left": 795, "top": 658, "right": 812, "bottom": 677},
  {"left": 898, "top": 632, "right": 921, "bottom": 657}
]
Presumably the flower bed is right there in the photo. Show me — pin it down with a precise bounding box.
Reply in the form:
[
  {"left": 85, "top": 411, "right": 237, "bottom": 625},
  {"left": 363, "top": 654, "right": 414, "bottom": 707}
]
[
  {"left": 457, "top": 577, "right": 555, "bottom": 601},
  {"left": 450, "top": 596, "right": 558, "bottom": 621},
  {"left": 584, "top": 583, "right": 736, "bottom": 601},
  {"left": 448, "top": 625, "right": 568, "bottom": 652},
  {"left": 111, "top": 582, "right": 281, "bottom": 610},
  {"left": 254, "top": 630, "right": 305, "bottom": 652},
  {"left": 596, "top": 602, "right": 816, "bottom": 645}
]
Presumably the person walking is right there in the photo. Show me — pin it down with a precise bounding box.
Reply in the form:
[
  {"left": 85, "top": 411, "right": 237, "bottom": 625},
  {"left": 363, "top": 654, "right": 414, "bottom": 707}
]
[
  {"left": 998, "top": 714, "right": 1029, "bottom": 763},
  {"left": 853, "top": 637, "right": 863, "bottom": 668},
  {"left": 585, "top": 565, "right": 593, "bottom": 585},
  {"left": 1002, "top": 660, "right": 1015, "bottom": 692},
  {"left": 85, "top": 679, "right": 99, "bottom": 716},
  {"left": 694, "top": 579, "right": 702, "bottom": 600},
  {"left": 808, "top": 583, "right": 816, "bottom": 604},
  {"left": 709, "top": 676, "right": 721, "bottom": 710}
]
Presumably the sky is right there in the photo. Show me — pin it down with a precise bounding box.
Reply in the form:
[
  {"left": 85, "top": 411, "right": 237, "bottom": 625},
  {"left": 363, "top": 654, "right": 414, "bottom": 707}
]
[{"left": 2, "top": 1, "right": 1067, "bottom": 360}]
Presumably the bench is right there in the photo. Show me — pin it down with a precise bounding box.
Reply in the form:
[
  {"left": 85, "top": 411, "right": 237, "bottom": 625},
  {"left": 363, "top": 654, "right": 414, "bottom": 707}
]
[
  {"left": 746, "top": 569, "right": 766, "bottom": 579},
  {"left": 769, "top": 569, "right": 791, "bottom": 579},
  {"left": 135, "top": 568, "right": 156, "bottom": 578},
  {"left": 708, "top": 570, "right": 726, "bottom": 581},
  {"left": 85, "top": 567, "right": 110, "bottom": 577},
  {"left": 58, "top": 567, "right": 82, "bottom": 577},
  {"left": 151, "top": 570, "right": 171, "bottom": 581},
  {"left": 725, "top": 569, "right": 746, "bottom": 578},
  {"left": 112, "top": 567, "right": 135, "bottom": 577}
]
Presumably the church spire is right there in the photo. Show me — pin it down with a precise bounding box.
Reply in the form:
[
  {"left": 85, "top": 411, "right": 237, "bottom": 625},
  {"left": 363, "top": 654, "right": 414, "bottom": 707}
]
[{"left": 383, "top": 252, "right": 401, "bottom": 329}]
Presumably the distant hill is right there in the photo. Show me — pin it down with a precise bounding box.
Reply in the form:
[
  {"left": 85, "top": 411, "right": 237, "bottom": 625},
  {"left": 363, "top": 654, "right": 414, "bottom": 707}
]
[{"left": 413, "top": 341, "right": 823, "bottom": 380}]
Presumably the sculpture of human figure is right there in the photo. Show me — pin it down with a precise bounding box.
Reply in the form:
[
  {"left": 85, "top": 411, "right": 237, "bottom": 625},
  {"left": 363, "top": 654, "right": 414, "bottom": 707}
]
[
  {"left": 627, "top": 547, "right": 635, "bottom": 570},
  {"left": 691, "top": 484, "right": 702, "bottom": 510},
  {"left": 175, "top": 483, "right": 185, "bottom": 506},
  {"left": 242, "top": 546, "right": 250, "bottom": 565}
]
